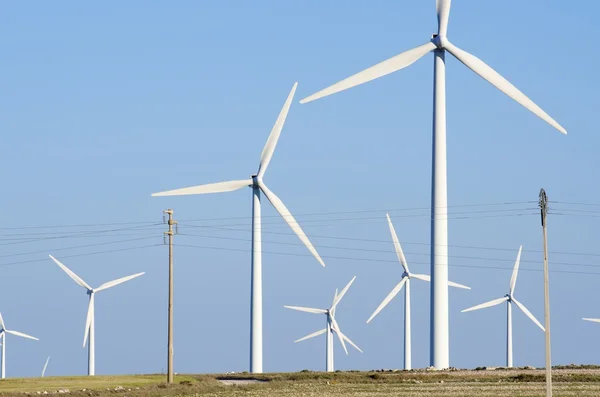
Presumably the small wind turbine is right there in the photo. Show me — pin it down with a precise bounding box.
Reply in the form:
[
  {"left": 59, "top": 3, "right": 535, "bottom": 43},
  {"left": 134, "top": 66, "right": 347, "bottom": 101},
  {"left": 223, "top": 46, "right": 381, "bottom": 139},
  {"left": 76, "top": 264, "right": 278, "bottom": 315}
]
[
  {"left": 151, "top": 82, "right": 325, "bottom": 373},
  {"left": 462, "top": 246, "right": 544, "bottom": 367},
  {"left": 49, "top": 255, "right": 144, "bottom": 376},
  {"left": 0, "top": 312, "right": 38, "bottom": 379},
  {"left": 300, "top": 0, "right": 567, "bottom": 369},
  {"left": 41, "top": 356, "right": 50, "bottom": 377},
  {"left": 366, "top": 214, "right": 470, "bottom": 370},
  {"left": 285, "top": 276, "right": 361, "bottom": 372}
]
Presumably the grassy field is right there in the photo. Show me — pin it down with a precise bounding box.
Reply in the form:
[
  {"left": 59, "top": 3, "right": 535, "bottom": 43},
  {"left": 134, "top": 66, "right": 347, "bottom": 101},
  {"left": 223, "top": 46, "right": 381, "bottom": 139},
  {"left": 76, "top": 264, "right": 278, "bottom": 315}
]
[{"left": 1, "top": 368, "right": 600, "bottom": 396}]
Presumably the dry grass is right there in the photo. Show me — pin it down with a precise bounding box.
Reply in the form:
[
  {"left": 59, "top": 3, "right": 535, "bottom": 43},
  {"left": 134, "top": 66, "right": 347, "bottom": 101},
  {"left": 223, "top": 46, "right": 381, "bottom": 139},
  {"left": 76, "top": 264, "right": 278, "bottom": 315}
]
[{"left": 0, "top": 369, "right": 599, "bottom": 396}]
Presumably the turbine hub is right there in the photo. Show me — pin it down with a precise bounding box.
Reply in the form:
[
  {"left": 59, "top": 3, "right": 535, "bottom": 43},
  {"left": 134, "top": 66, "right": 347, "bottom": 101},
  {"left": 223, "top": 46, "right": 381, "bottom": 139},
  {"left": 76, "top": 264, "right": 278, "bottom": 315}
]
[
  {"left": 432, "top": 34, "right": 448, "bottom": 50},
  {"left": 403, "top": 271, "right": 410, "bottom": 278},
  {"left": 251, "top": 175, "right": 260, "bottom": 187}
]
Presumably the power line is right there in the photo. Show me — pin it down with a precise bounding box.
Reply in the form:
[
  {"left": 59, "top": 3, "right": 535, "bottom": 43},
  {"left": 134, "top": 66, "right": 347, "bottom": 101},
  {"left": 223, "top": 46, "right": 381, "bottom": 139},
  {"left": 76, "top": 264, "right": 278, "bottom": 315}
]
[
  {"left": 0, "top": 223, "right": 164, "bottom": 247},
  {"left": 0, "top": 220, "right": 160, "bottom": 230},
  {"left": 177, "top": 223, "right": 600, "bottom": 259},
  {"left": 178, "top": 200, "right": 536, "bottom": 223},
  {"left": 0, "top": 236, "right": 160, "bottom": 259},
  {"left": 173, "top": 243, "right": 600, "bottom": 276},
  {"left": 177, "top": 233, "right": 600, "bottom": 270},
  {"left": 0, "top": 244, "right": 162, "bottom": 268}
]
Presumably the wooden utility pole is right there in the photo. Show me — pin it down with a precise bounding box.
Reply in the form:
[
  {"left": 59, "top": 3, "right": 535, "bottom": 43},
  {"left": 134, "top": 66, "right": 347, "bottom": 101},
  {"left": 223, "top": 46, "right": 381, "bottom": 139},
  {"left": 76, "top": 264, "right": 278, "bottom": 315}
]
[
  {"left": 539, "top": 190, "right": 552, "bottom": 397},
  {"left": 164, "top": 209, "right": 177, "bottom": 384}
]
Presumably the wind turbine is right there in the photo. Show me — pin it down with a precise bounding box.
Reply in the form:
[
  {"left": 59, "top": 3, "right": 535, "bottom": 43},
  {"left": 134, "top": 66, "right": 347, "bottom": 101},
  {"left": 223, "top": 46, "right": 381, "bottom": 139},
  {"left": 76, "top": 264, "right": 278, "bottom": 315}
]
[
  {"left": 0, "top": 312, "right": 38, "bottom": 379},
  {"left": 41, "top": 356, "right": 50, "bottom": 377},
  {"left": 151, "top": 82, "right": 325, "bottom": 373},
  {"left": 366, "top": 214, "right": 469, "bottom": 370},
  {"left": 300, "top": 0, "right": 567, "bottom": 369},
  {"left": 285, "top": 276, "right": 361, "bottom": 372},
  {"left": 49, "top": 255, "right": 144, "bottom": 376},
  {"left": 462, "top": 246, "right": 544, "bottom": 367}
]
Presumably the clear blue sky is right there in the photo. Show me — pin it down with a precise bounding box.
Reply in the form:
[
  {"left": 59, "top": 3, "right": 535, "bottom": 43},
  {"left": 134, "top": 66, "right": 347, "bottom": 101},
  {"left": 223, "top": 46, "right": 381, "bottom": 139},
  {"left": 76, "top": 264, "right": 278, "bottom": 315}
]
[{"left": 0, "top": 0, "right": 597, "bottom": 376}]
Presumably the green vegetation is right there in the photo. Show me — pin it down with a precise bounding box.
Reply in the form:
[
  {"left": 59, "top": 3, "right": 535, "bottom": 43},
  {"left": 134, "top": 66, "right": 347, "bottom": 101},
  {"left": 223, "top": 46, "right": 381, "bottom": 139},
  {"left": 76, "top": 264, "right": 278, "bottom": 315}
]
[{"left": 1, "top": 369, "right": 600, "bottom": 396}]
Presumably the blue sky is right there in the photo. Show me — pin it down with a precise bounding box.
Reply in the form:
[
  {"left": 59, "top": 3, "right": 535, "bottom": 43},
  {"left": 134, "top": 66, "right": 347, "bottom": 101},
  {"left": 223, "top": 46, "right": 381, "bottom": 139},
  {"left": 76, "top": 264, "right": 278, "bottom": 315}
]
[{"left": 0, "top": 0, "right": 598, "bottom": 376}]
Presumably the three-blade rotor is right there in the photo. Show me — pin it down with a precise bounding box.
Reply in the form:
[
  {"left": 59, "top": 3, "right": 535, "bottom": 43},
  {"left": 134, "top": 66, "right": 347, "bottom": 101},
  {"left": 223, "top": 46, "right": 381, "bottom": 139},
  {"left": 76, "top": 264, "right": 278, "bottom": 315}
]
[
  {"left": 285, "top": 276, "right": 361, "bottom": 355},
  {"left": 300, "top": 1, "right": 567, "bottom": 135},
  {"left": 49, "top": 255, "right": 145, "bottom": 346},
  {"left": 151, "top": 83, "right": 325, "bottom": 268},
  {"left": 366, "top": 214, "right": 470, "bottom": 324},
  {"left": 462, "top": 246, "right": 544, "bottom": 331},
  {"left": 0, "top": 312, "right": 39, "bottom": 342}
]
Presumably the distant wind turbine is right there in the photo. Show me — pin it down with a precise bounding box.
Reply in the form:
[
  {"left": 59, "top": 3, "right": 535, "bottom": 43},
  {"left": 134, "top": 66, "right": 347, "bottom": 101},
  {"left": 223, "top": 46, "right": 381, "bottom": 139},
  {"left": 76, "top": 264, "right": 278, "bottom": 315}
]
[
  {"left": 462, "top": 246, "right": 544, "bottom": 367},
  {"left": 0, "top": 312, "right": 38, "bottom": 379},
  {"left": 300, "top": 0, "right": 566, "bottom": 369},
  {"left": 151, "top": 82, "right": 325, "bottom": 373},
  {"left": 366, "top": 214, "right": 470, "bottom": 370},
  {"left": 285, "top": 276, "right": 361, "bottom": 372},
  {"left": 41, "top": 356, "right": 50, "bottom": 377},
  {"left": 49, "top": 255, "right": 144, "bottom": 376}
]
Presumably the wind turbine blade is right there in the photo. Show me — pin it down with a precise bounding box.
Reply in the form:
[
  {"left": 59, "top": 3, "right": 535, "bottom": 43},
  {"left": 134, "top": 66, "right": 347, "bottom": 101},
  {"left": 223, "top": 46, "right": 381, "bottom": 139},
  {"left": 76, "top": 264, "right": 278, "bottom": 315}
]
[
  {"left": 95, "top": 272, "right": 145, "bottom": 292},
  {"left": 513, "top": 298, "right": 545, "bottom": 331},
  {"left": 0, "top": 312, "right": 5, "bottom": 330},
  {"left": 437, "top": 0, "right": 451, "bottom": 36},
  {"left": 294, "top": 328, "right": 327, "bottom": 343},
  {"left": 330, "top": 317, "right": 348, "bottom": 355},
  {"left": 257, "top": 82, "right": 298, "bottom": 178},
  {"left": 366, "top": 277, "right": 407, "bottom": 323},
  {"left": 41, "top": 356, "right": 50, "bottom": 377},
  {"left": 339, "top": 331, "right": 363, "bottom": 353},
  {"left": 444, "top": 41, "right": 567, "bottom": 134},
  {"left": 331, "top": 288, "right": 339, "bottom": 317},
  {"left": 284, "top": 306, "right": 327, "bottom": 315},
  {"left": 300, "top": 41, "right": 437, "bottom": 104},
  {"left": 386, "top": 214, "right": 409, "bottom": 273},
  {"left": 461, "top": 296, "right": 508, "bottom": 313},
  {"left": 83, "top": 294, "right": 95, "bottom": 347},
  {"left": 330, "top": 276, "right": 357, "bottom": 310},
  {"left": 509, "top": 245, "right": 523, "bottom": 295},
  {"left": 49, "top": 255, "right": 92, "bottom": 290},
  {"left": 151, "top": 179, "right": 252, "bottom": 197},
  {"left": 5, "top": 330, "right": 39, "bottom": 341},
  {"left": 259, "top": 183, "right": 325, "bottom": 267},
  {"left": 411, "top": 274, "right": 431, "bottom": 282},
  {"left": 448, "top": 280, "right": 471, "bottom": 290},
  {"left": 583, "top": 318, "right": 600, "bottom": 323}
]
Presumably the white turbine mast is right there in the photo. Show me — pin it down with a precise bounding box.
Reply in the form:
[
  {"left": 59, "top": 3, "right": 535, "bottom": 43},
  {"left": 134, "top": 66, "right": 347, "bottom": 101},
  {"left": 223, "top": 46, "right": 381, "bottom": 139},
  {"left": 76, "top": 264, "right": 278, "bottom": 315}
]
[
  {"left": 49, "top": 255, "right": 144, "bottom": 376},
  {"left": 462, "top": 246, "right": 544, "bottom": 367},
  {"left": 366, "top": 214, "right": 470, "bottom": 370},
  {"left": 0, "top": 312, "right": 39, "bottom": 379},
  {"left": 300, "top": 0, "right": 566, "bottom": 369},
  {"left": 151, "top": 82, "right": 325, "bottom": 374},
  {"left": 285, "top": 276, "right": 362, "bottom": 372}
]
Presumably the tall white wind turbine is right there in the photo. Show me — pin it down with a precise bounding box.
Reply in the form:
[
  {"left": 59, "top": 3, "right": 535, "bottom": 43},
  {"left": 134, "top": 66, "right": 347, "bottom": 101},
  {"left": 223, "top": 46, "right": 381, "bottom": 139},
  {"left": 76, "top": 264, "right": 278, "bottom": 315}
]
[
  {"left": 0, "top": 312, "right": 38, "bottom": 379},
  {"left": 151, "top": 82, "right": 325, "bottom": 373},
  {"left": 300, "top": 0, "right": 567, "bottom": 369},
  {"left": 49, "top": 255, "right": 144, "bottom": 376},
  {"left": 285, "top": 276, "right": 361, "bottom": 372},
  {"left": 462, "top": 246, "right": 544, "bottom": 367},
  {"left": 366, "top": 214, "right": 470, "bottom": 370}
]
